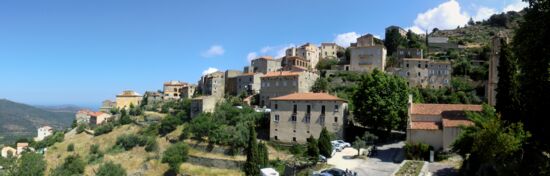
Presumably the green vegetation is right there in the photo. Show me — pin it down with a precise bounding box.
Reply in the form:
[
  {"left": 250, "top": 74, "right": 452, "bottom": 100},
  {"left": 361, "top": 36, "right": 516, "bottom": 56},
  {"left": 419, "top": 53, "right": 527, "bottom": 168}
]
[
  {"left": 311, "top": 77, "right": 329, "bottom": 93},
  {"left": 317, "top": 127, "right": 332, "bottom": 158},
  {"left": 67, "top": 143, "right": 74, "bottom": 152},
  {"left": 96, "top": 161, "right": 127, "bottom": 176},
  {"left": 87, "top": 144, "right": 104, "bottom": 164},
  {"left": 384, "top": 28, "right": 406, "bottom": 55},
  {"left": 404, "top": 142, "right": 431, "bottom": 160},
  {"left": 243, "top": 125, "right": 260, "bottom": 176},
  {"left": 452, "top": 105, "right": 529, "bottom": 175},
  {"left": 395, "top": 160, "right": 424, "bottom": 176},
  {"left": 495, "top": 40, "right": 520, "bottom": 122},
  {"left": 93, "top": 123, "right": 114, "bottom": 136},
  {"left": 11, "top": 152, "right": 47, "bottom": 176},
  {"left": 50, "top": 155, "right": 86, "bottom": 176},
  {"left": 352, "top": 69, "right": 409, "bottom": 135},
  {"left": 306, "top": 135, "right": 319, "bottom": 163},
  {"left": 159, "top": 115, "right": 183, "bottom": 136},
  {"left": 32, "top": 131, "right": 64, "bottom": 149},
  {"left": 162, "top": 142, "right": 189, "bottom": 173},
  {"left": 258, "top": 142, "right": 269, "bottom": 168},
  {"left": 316, "top": 59, "right": 339, "bottom": 70},
  {"left": 114, "top": 134, "right": 157, "bottom": 152},
  {"left": 352, "top": 132, "right": 378, "bottom": 156}
]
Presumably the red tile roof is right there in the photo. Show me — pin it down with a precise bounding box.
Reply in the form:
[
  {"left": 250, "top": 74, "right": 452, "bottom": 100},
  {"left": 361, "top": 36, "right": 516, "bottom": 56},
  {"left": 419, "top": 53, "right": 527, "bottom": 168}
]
[
  {"left": 261, "top": 71, "right": 301, "bottom": 78},
  {"left": 411, "top": 104, "right": 482, "bottom": 115},
  {"left": 410, "top": 121, "right": 440, "bottom": 130},
  {"left": 270, "top": 93, "right": 346, "bottom": 101},
  {"left": 443, "top": 118, "right": 473, "bottom": 127}
]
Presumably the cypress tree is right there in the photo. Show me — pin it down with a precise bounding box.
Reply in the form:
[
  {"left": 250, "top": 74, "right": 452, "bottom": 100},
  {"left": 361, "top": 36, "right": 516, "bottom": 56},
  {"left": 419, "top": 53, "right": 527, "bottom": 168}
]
[
  {"left": 318, "top": 127, "right": 332, "bottom": 157},
  {"left": 306, "top": 135, "right": 319, "bottom": 163},
  {"left": 258, "top": 142, "right": 269, "bottom": 168},
  {"left": 495, "top": 40, "right": 521, "bottom": 123},
  {"left": 243, "top": 125, "right": 260, "bottom": 176}
]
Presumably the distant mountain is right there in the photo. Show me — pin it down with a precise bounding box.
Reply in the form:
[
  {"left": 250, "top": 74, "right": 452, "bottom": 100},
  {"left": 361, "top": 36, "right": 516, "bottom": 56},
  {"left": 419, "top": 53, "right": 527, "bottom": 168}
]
[
  {"left": 0, "top": 99, "right": 75, "bottom": 144},
  {"left": 35, "top": 104, "right": 84, "bottom": 113}
]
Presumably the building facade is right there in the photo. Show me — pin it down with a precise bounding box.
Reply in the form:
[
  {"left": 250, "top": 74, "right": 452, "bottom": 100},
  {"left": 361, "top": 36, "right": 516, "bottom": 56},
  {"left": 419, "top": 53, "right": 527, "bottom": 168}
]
[
  {"left": 225, "top": 70, "right": 243, "bottom": 96},
  {"left": 115, "top": 90, "right": 142, "bottom": 109},
  {"left": 349, "top": 34, "right": 387, "bottom": 72},
  {"left": 396, "top": 48, "right": 423, "bottom": 59},
  {"left": 190, "top": 96, "right": 219, "bottom": 118},
  {"left": 236, "top": 73, "right": 263, "bottom": 96},
  {"left": 281, "top": 56, "right": 311, "bottom": 71},
  {"left": 163, "top": 81, "right": 186, "bottom": 100},
  {"left": 259, "top": 71, "right": 319, "bottom": 108},
  {"left": 180, "top": 84, "right": 196, "bottom": 99},
  {"left": 319, "top": 43, "right": 343, "bottom": 60},
  {"left": 394, "top": 58, "right": 452, "bottom": 88},
  {"left": 99, "top": 100, "right": 116, "bottom": 113},
  {"left": 250, "top": 56, "right": 282, "bottom": 74},
  {"left": 269, "top": 93, "right": 348, "bottom": 143},
  {"left": 34, "top": 126, "right": 53, "bottom": 142},
  {"left": 76, "top": 110, "right": 112, "bottom": 125},
  {"left": 406, "top": 96, "right": 482, "bottom": 150},
  {"left": 199, "top": 71, "right": 225, "bottom": 98},
  {"left": 487, "top": 35, "right": 507, "bottom": 106},
  {"left": 286, "top": 43, "right": 320, "bottom": 70}
]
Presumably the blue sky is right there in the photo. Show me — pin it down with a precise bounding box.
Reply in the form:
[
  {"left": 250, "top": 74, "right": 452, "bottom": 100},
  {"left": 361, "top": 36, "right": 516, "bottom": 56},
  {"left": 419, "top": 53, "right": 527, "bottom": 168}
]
[{"left": 0, "top": 0, "right": 527, "bottom": 108}]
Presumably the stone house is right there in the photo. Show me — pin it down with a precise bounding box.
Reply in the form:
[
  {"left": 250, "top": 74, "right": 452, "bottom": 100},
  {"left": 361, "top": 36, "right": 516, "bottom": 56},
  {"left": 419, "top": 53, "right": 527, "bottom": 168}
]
[
  {"left": 99, "top": 100, "right": 116, "bottom": 113},
  {"left": 225, "top": 70, "right": 243, "bottom": 96},
  {"left": 393, "top": 58, "right": 452, "bottom": 88},
  {"left": 406, "top": 96, "right": 482, "bottom": 150},
  {"left": 349, "top": 34, "right": 387, "bottom": 72},
  {"left": 281, "top": 56, "right": 311, "bottom": 71},
  {"left": 396, "top": 48, "right": 423, "bottom": 59},
  {"left": 319, "top": 43, "right": 344, "bottom": 60},
  {"left": 286, "top": 43, "right": 321, "bottom": 70},
  {"left": 199, "top": 71, "right": 225, "bottom": 98},
  {"left": 385, "top": 25, "right": 407, "bottom": 37},
  {"left": 76, "top": 110, "right": 112, "bottom": 126},
  {"left": 115, "top": 90, "right": 142, "bottom": 109},
  {"left": 236, "top": 72, "right": 263, "bottom": 96},
  {"left": 249, "top": 56, "right": 282, "bottom": 74},
  {"left": 259, "top": 71, "right": 319, "bottom": 108},
  {"left": 163, "top": 80, "right": 186, "bottom": 100},
  {"left": 144, "top": 91, "right": 163, "bottom": 104},
  {"left": 190, "top": 96, "right": 219, "bottom": 118},
  {"left": 269, "top": 93, "right": 348, "bottom": 143},
  {"left": 34, "top": 126, "right": 53, "bottom": 142}
]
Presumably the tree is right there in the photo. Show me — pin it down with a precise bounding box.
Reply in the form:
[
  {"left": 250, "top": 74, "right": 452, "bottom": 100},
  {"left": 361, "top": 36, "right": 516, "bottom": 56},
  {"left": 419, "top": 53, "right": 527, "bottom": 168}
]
[
  {"left": 384, "top": 28, "right": 406, "bottom": 55},
  {"left": 316, "top": 58, "right": 339, "bottom": 70},
  {"left": 452, "top": 105, "right": 530, "bottom": 175},
  {"left": 50, "top": 155, "right": 86, "bottom": 176},
  {"left": 311, "top": 77, "right": 329, "bottom": 93},
  {"left": 318, "top": 127, "right": 332, "bottom": 158},
  {"left": 468, "top": 17, "right": 475, "bottom": 26},
  {"left": 495, "top": 40, "right": 521, "bottom": 123},
  {"left": 258, "top": 142, "right": 269, "bottom": 168},
  {"left": 352, "top": 70, "right": 409, "bottom": 135},
  {"left": 96, "top": 161, "right": 127, "bottom": 176},
  {"left": 352, "top": 136, "right": 366, "bottom": 156},
  {"left": 243, "top": 125, "right": 260, "bottom": 176},
  {"left": 159, "top": 115, "right": 183, "bottom": 136},
  {"left": 306, "top": 135, "right": 320, "bottom": 163},
  {"left": 161, "top": 142, "right": 189, "bottom": 173},
  {"left": 67, "top": 143, "right": 75, "bottom": 152},
  {"left": 13, "top": 152, "right": 46, "bottom": 176},
  {"left": 406, "top": 30, "right": 424, "bottom": 49}
]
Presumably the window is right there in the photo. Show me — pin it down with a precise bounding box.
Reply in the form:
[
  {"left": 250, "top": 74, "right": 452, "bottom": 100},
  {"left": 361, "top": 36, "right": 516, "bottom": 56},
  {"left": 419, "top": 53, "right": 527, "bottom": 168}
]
[
  {"left": 407, "top": 72, "right": 410, "bottom": 76},
  {"left": 274, "top": 104, "right": 278, "bottom": 110},
  {"left": 334, "top": 105, "right": 339, "bottom": 112},
  {"left": 291, "top": 115, "right": 297, "bottom": 122},
  {"left": 306, "top": 105, "right": 311, "bottom": 114},
  {"left": 417, "top": 72, "right": 421, "bottom": 77},
  {"left": 293, "top": 105, "right": 297, "bottom": 113},
  {"left": 406, "top": 64, "right": 409, "bottom": 68},
  {"left": 274, "top": 136, "right": 278, "bottom": 140},
  {"left": 425, "top": 64, "right": 428, "bottom": 68},
  {"left": 174, "top": 88, "right": 177, "bottom": 91},
  {"left": 293, "top": 137, "right": 297, "bottom": 142},
  {"left": 418, "top": 64, "right": 421, "bottom": 68},
  {"left": 321, "top": 105, "right": 326, "bottom": 115},
  {"left": 274, "top": 115, "right": 279, "bottom": 122},
  {"left": 334, "top": 116, "right": 338, "bottom": 123},
  {"left": 320, "top": 115, "right": 325, "bottom": 124}
]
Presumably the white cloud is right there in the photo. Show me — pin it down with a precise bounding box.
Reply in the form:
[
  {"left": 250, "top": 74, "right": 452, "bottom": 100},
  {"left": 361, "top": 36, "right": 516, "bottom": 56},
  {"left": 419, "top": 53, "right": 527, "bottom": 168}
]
[
  {"left": 334, "top": 32, "right": 360, "bottom": 47},
  {"left": 202, "top": 67, "right": 219, "bottom": 75},
  {"left": 201, "top": 45, "right": 225, "bottom": 58},
  {"left": 406, "top": 26, "right": 425, "bottom": 34},
  {"left": 474, "top": 7, "right": 497, "bottom": 21},
  {"left": 408, "top": 0, "right": 469, "bottom": 33},
  {"left": 260, "top": 46, "right": 273, "bottom": 53},
  {"left": 246, "top": 52, "right": 258, "bottom": 62},
  {"left": 503, "top": 0, "right": 528, "bottom": 12}
]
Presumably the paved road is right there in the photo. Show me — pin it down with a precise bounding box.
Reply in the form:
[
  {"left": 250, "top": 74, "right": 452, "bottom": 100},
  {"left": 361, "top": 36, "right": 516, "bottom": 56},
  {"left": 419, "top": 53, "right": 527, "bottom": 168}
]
[{"left": 327, "top": 141, "right": 404, "bottom": 176}]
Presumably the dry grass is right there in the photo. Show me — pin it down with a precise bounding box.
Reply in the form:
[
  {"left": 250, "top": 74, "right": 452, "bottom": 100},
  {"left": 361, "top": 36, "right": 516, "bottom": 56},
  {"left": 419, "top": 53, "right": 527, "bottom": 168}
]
[{"left": 179, "top": 163, "right": 243, "bottom": 176}]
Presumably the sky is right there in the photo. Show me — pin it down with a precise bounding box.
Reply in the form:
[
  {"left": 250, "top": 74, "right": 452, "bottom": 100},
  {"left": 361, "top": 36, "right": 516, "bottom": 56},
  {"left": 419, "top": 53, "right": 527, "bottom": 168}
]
[{"left": 0, "top": 0, "right": 527, "bottom": 109}]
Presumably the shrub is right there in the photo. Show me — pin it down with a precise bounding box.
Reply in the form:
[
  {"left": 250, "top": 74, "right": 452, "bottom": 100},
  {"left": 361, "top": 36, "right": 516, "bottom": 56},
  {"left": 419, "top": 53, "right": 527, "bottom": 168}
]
[
  {"left": 76, "top": 124, "right": 86, "bottom": 134},
  {"left": 115, "top": 134, "right": 146, "bottom": 150},
  {"left": 162, "top": 142, "right": 189, "bottom": 173},
  {"left": 50, "top": 155, "right": 85, "bottom": 176},
  {"left": 404, "top": 142, "right": 431, "bottom": 160},
  {"left": 159, "top": 115, "right": 182, "bottom": 136},
  {"left": 88, "top": 144, "right": 104, "bottom": 163},
  {"left": 144, "top": 136, "right": 158, "bottom": 152},
  {"left": 94, "top": 124, "right": 114, "bottom": 136},
  {"left": 67, "top": 143, "right": 75, "bottom": 152},
  {"left": 96, "top": 161, "right": 127, "bottom": 176},
  {"left": 33, "top": 131, "right": 64, "bottom": 149}
]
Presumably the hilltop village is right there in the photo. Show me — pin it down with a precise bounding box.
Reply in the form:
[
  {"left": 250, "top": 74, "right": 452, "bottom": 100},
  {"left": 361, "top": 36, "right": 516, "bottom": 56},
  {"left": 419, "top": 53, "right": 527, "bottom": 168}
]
[{"left": 2, "top": 9, "right": 548, "bottom": 175}]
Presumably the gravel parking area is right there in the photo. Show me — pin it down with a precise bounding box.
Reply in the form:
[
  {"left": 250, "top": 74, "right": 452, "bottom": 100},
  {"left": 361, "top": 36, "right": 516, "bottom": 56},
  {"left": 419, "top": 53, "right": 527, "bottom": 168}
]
[{"left": 327, "top": 141, "right": 404, "bottom": 176}]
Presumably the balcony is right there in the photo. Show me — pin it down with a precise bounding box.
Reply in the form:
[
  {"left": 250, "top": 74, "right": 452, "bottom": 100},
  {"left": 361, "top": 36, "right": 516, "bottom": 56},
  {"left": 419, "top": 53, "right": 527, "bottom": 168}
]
[{"left": 291, "top": 113, "right": 297, "bottom": 123}]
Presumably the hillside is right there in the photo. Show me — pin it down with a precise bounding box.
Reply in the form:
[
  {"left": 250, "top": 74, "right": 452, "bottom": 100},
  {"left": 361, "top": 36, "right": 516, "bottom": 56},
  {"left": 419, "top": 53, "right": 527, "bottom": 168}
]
[{"left": 0, "top": 99, "right": 74, "bottom": 144}]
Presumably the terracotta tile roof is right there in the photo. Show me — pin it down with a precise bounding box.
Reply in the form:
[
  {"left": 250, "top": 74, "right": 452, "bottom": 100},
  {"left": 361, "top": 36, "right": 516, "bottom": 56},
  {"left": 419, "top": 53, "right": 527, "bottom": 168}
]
[
  {"left": 410, "top": 121, "right": 440, "bottom": 130},
  {"left": 17, "top": 143, "right": 29, "bottom": 148},
  {"left": 77, "top": 110, "right": 106, "bottom": 117},
  {"left": 270, "top": 93, "right": 346, "bottom": 101},
  {"left": 443, "top": 118, "right": 474, "bottom": 127},
  {"left": 261, "top": 71, "right": 301, "bottom": 78},
  {"left": 411, "top": 104, "right": 482, "bottom": 115}
]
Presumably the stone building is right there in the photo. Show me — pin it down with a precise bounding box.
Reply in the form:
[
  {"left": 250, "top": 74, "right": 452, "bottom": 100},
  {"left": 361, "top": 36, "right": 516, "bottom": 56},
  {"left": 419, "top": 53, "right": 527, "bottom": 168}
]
[
  {"left": 144, "top": 91, "right": 163, "bottom": 104},
  {"left": 286, "top": 43, "right": 320, "bottom": 70},
  {"left": 115, "top": 90, "right": 142, "bottom": 109},
  {"left": 34, "top": 126, "right": 53, "bottom": 142},
  {"left": 199, "top": 71, "right": 225, "bottom": 98},
  {"left": 180, "top": 84, "right": 196, "bottom": 99},
  {"left": 393, "top": 58, "right": 452, "bottom": 88},
  {"left": 281, "top": 56, "right": 311, "bottom": 71},
  {"left": 236, "top": 72, "right": 263, "bottom": 96},
  {"left": 225, "top": 70, "right": 243, "bottom": 96},
  {"left": 349, "top": 34, "right": 387, "bottom": 72},
  {"left": 99, "top": 100, "right": 116, "bottom": 113},
  {"left": 163, "top": 80, "right": 186, "bottom": 100},
  {"left": 269, "top": 93, "right": 348, "bottom": 143},
  {"left": 249, "top": 56, "right": 282, "bottom": 74},
  {"left": 385, "top": 25, "right": 407, "bottom": 37},
  {"left": 406, "top": 96, "right": 482, "bottom": 150},
  {"left": 319, "top": 43, "right": 344, "bottom": 60},
  {"left": 396, "top": 48, "right": 423, "bottom": 59},
  {"left": 259, "top": 71, "right": 319, "bottom": 108},
  {"left": 76, "top": 110, "right": 112, "bottom": 125},
  {"left": 487, "top": 35, "right": 507, "bottom": 106},
  {"left": 190, "top": 96, "right": 219, "bottom": 118}
]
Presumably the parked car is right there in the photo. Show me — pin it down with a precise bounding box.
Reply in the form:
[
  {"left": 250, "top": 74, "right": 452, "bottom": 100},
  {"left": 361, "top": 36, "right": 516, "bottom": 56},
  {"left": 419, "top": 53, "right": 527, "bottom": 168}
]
[
  {"left": 331, "top": 142, "right": 343, "bottom": 152},
  {"left": 333, "top": 140, "right": 351, "bottom": 148},
  {"left": 321, "top": 168, "right": 347, "bottom": 176},
  {"left": 319, "top": 155, "right": 327, "bottom": 163}
]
